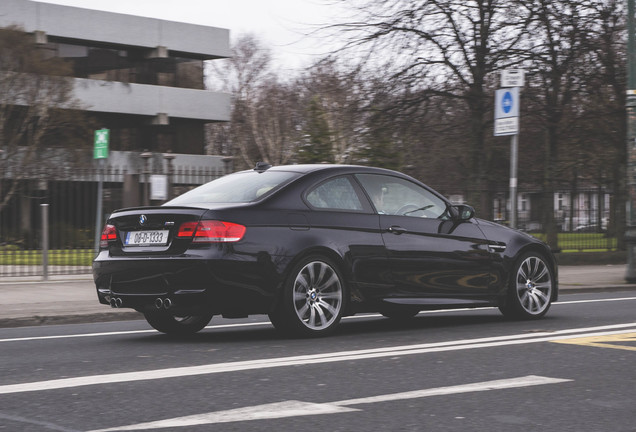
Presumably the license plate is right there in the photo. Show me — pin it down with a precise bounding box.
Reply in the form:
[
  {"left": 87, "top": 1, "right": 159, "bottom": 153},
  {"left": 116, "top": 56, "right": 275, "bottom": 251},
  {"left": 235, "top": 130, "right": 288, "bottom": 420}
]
[{"left": 124, "top": 230, "right": 169, "bottom": 246}]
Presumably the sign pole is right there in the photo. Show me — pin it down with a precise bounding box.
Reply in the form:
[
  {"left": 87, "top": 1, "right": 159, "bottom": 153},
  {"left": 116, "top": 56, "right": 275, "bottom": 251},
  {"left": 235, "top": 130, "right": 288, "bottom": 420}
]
[
  {"left": 93, "top": 159, "right": 104, "bottom": 253},
  {"left": 496, "top": 70, "right": 524, "bottom": 229},
  {"left": 93, "top": 129, "right": 109, "bottom": 253},
  {"left": 41, "top": 203, "right": 49, "bottom": 281},
  {"left": 626, "top": 0, "right": 636, "bottom": 282},
  {"left": 510, "top": 134, "right": 518, "bottom": 229}
]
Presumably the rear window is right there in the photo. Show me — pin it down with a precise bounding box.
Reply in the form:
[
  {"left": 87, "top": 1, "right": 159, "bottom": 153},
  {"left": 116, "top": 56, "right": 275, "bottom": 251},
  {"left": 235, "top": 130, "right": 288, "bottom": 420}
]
[
  {"left": 305, "top": 176, "right": 364, "bottom": 211},
  {"left": 165, "top": 171, "right": 300, "bottom": 205}
]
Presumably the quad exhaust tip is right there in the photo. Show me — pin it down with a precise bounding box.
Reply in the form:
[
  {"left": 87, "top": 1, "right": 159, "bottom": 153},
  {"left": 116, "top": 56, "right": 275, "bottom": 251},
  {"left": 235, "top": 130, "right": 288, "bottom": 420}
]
[
  {"left": 155, "top": 297, "right": 173, "bottom": 310},
  {"left": 110, "top": 297, "right": 123, "bottom": 308}
]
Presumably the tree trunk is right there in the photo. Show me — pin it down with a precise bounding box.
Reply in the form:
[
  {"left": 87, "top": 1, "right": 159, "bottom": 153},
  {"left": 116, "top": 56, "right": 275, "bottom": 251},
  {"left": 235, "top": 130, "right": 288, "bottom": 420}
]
[{"left": 544, "top": 127, "right": 559, "bottom": 250}]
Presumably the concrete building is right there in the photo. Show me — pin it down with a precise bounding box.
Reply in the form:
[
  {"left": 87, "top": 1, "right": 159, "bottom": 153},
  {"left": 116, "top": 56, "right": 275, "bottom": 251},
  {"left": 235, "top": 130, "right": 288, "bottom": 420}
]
[
  {"left": 1, "top": 0, "right": 231, "bottom": 156},
  {"left": 0, "top": 0, "right": 233, "bottom": 249}
]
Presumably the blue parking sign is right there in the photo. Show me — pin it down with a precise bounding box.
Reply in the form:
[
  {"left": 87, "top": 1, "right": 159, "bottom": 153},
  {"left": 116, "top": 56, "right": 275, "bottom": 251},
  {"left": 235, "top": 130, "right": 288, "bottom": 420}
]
[
  {"left": 495, "top": 88, "right": 519, "bottom": 119},
  {"left": 494, "top": 88, "right": 519, "bottom": 136}
]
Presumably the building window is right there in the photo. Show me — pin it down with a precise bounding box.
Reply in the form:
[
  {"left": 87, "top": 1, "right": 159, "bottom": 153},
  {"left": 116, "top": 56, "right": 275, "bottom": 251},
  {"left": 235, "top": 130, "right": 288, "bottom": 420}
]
[
  {"left": 520, "top": 193, "right": 527, "bottom": 212},
  {"left": 47, "top": 41, "right": 204, "bottom": 89}
]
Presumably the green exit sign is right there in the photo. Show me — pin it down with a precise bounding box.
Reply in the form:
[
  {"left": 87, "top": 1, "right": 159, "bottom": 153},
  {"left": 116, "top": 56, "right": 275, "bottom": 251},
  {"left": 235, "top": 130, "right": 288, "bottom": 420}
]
[{"left": 94, "top": 129, "right": 110, "bottom": 159}]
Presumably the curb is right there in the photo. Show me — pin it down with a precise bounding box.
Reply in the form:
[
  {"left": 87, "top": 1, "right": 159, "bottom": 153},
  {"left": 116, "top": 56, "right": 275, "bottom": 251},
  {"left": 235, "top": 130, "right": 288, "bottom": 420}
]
[
  {"left": 0, "top": 276, "right": 93, "bottom": 285},
  {"left": 0, "top": 311, "right": 142, "bottom": 329}
]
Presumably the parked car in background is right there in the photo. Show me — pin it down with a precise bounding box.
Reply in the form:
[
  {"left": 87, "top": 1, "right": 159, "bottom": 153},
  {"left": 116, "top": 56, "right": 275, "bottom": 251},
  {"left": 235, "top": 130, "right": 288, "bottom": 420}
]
[
  {"left": 574, "top": 224, "right": 601, "bottom": 233},
  {"left": 93, "top": 164, "right": 558, "bottom": 337}
]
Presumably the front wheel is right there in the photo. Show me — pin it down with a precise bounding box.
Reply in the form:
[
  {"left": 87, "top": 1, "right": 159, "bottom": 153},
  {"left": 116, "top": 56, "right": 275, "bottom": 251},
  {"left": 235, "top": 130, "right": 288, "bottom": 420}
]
[
  {"left": 143, "top": 309, "right": 213, "bottom": 335},
  {"left": 499, "top": 252, "right": 554, "bottom": 319},
  {"left": 269, "top": 256, "right": 346, "bottom": 337}
]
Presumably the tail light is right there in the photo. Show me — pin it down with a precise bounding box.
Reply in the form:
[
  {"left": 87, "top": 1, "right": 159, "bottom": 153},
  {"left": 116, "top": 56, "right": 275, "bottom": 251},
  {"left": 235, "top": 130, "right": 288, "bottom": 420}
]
[
  {"left": 177, "top": 220, "right": 246, "bottom": 243},
  {"left": 100, "top": 224, "right": 117, "bottom": 248}
]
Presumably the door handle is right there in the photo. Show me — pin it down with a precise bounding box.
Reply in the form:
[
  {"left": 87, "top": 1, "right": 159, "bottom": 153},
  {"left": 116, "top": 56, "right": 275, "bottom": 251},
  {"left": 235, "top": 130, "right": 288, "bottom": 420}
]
[{"left": 388, "top": 226, "right": 407, "bottom": 235}]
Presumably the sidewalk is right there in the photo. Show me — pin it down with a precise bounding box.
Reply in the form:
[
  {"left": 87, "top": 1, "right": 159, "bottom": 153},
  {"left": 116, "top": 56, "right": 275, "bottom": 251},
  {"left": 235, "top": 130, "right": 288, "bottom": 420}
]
[
  {"left": 0, "top": 276, "right": 141, "bottom": 328},
  {"left": 0, "top": 264, "right": 634, "bottom": 328}
]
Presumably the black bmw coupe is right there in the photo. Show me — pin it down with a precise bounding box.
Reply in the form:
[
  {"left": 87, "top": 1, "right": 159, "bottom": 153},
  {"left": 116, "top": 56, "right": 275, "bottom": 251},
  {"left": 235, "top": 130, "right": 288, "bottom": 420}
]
[{"left": 93, "top": 163, "right": 558, "bottom": 337}]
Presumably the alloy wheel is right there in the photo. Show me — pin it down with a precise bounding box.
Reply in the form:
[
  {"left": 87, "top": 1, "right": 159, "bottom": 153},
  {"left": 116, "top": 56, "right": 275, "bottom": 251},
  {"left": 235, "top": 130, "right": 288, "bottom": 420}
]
[
  {"left": 515, "top": 255, "right": 553, "bottom": 315},
  {"left": 292, "top": 260, "right": 343, "bottom": 331}
]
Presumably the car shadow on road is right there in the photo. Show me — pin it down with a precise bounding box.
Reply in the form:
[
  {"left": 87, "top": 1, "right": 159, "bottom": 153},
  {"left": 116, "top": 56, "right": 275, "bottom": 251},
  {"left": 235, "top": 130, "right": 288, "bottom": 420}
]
[{"left": 122, "top": 309, "right": 532, "bottom": 345}]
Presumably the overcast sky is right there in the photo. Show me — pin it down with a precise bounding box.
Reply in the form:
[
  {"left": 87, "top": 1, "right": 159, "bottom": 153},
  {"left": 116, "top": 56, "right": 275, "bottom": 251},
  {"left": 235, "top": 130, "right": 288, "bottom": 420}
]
[{"left": 37, "top": 0, "right": 347, "bottom": 72}]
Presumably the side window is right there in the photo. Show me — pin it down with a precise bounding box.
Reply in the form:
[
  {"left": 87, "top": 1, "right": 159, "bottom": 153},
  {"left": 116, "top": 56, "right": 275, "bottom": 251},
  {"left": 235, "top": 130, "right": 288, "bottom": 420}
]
[
  {"left": 306, "top": 176, "right": 364, "bottom": 211},
  {"left": 356, "top": 173, "right": 447, "bottom": 218}
]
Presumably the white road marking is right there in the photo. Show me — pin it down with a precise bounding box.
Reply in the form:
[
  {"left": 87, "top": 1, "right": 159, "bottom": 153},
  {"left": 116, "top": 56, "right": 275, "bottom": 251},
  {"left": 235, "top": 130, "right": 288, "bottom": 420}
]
[
  {"left": 1, "top": 296, "right": 635, "bottom": 344},
  {"left": 86, "top": 375, "right": 571, "bottom": 431},
  {"left": 0, "top": 322, "right": 263, "bottom": 343},
  {"left": 0, "top": 323, "right": 633, "bottom": 395},
  {"left": 88, "top": 401, "right": 358, "bottom": 432},
  {"left": 0, "top": 312, "right": 441, "bottom": 343},
  {"left": 555, "top": 296, "right": 636, "bottom": 305}
]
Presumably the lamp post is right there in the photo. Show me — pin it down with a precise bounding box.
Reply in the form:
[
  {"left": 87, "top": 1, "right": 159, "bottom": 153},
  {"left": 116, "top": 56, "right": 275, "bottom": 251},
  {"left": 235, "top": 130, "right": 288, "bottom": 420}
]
[
  {"left": 626, "top": 0, "right": 636, "bottom": 282},
  {"left": 222, "top": 157, "right": 233, "bottom": 175},
  {"left": 140, "top": 151, "right": 152, "bottom": 207},
  {"left": 0, "top": 149, "right": 4, "bottom": 200},
  {"left": 163, "top": 151, "right": 176, "bottom": 201}
]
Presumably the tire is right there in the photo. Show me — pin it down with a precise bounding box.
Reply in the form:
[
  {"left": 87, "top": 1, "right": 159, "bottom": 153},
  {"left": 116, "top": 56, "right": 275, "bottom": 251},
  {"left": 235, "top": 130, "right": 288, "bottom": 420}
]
[
  {"left": 143, "top": 309, "right": 213, "bottom": 335},
  {"left": 269, "top": 256, "right": 346, "bottom": 337},
  {"left": 499, "top": 252, "right": 554, "bottom": 319}
]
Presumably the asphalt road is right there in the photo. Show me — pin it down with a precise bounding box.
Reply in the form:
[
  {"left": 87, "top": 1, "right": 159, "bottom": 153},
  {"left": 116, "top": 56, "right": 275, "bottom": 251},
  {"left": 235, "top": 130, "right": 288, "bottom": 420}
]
[{"left": 1, "top": 290, "right": 635, "bottom": 432}]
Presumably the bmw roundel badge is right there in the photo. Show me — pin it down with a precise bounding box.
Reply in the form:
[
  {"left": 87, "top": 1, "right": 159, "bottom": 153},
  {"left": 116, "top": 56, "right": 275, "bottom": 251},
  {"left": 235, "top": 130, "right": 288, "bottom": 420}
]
[{"left": 139, "top": 215, "right": 147, "bottom": 225}]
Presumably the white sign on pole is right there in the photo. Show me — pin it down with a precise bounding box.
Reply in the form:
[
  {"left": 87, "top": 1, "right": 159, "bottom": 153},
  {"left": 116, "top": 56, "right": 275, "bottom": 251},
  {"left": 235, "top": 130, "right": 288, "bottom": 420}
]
[
  {"left": 494, "top": 117, "right": 519, "bottom": 136},
  {"left": 501, "top": 69, "right": 525, "bottom": 88},
  {"left": 150, "top": 174, "right": 168, "bottom": 201},
  {"left": 494, "top": 87, "right": 519, "bottom": 136}
]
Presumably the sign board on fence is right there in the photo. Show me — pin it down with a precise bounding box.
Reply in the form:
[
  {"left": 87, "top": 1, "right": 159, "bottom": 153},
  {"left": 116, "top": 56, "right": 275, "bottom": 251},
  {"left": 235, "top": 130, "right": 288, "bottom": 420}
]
[
  {"left": 94, "top": 129, "right": 110, "bottom": 159},
  {"left": 150, "top": 174, "right": 168, "bottom": 200}
]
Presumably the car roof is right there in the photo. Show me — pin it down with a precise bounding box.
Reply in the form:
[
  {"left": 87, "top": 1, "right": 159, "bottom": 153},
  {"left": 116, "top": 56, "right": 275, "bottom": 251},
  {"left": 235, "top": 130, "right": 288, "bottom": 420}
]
[{"left": 238, "top": 164, "right": 401, "bottom": 176}]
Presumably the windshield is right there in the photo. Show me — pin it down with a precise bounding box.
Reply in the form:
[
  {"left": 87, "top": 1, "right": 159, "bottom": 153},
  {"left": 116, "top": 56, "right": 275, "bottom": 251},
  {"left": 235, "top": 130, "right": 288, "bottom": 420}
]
[{"left": 165, "top": 171, "right": 300, "bottom": 205}]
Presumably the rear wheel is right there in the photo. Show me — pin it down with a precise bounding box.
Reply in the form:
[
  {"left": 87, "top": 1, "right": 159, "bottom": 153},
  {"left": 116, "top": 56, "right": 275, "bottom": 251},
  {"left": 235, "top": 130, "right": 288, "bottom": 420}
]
[
  {"left": 269, "top": 256, "right": 346, "bottom": 337},
  {"left": 143, "top": 309, "right": 213, "bottom": 335},
  {"left": 499, "top": 252, "right": 554, "bottom": 319}
]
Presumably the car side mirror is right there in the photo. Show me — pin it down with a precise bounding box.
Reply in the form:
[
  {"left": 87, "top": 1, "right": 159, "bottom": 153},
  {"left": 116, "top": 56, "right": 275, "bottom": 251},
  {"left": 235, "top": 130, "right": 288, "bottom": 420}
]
[{"left": 452, "top": 204, "right": 475, "bottom": 221}]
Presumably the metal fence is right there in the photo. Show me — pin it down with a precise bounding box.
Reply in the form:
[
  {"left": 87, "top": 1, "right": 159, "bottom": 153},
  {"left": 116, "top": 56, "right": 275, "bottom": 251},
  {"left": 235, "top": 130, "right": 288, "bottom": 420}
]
[
  {"left": 0, "top": 165, "right": 222, "bottom": 278},
  {"left": 492, "top": 189, "right": 618, "bottom": 252},
  {"left": 0, "top": 168, "right": 621, "bottom": 278}
]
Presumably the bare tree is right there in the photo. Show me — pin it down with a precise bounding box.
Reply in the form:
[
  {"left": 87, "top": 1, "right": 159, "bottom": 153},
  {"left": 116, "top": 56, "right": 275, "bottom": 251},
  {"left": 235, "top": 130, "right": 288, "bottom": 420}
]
[
  {"left": 248, "top": 78, "right": 302, "bottom": 165},
  {"left": 207, "top": 33, "right": 272, "bottom": 167},
  {"left": 517, "top": 0, "right": 603, "bottom": 248},
  {"left": 297, "top": 60, "right": 366, "bottom": 164},
  {"left": 0, "top": 26, "right": 87, "bottom": 214},
  {"left": 323, "top": 0, "right": 530, "bottom": 218},
  {"left": 582, "top": 0, "right": 626, "bottom": 247},
  {"left": 208, "top": 34, "right": 301, "bottom": 168},
  {"left": 206, "top": 7, "right": 626, "bottom": 248}
]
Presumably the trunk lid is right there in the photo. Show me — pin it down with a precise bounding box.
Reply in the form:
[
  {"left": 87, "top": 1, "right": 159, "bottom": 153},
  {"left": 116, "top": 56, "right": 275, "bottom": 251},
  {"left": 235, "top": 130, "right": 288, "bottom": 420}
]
[{"left": 106, "top": 207, "right": 208, "bottom": 256}]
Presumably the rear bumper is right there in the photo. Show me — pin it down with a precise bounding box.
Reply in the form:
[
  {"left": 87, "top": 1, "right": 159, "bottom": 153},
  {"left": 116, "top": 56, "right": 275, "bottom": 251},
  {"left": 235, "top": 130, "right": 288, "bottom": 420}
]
[{"left": 92, "top": 251, "right": 288, "bottom": 316}]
